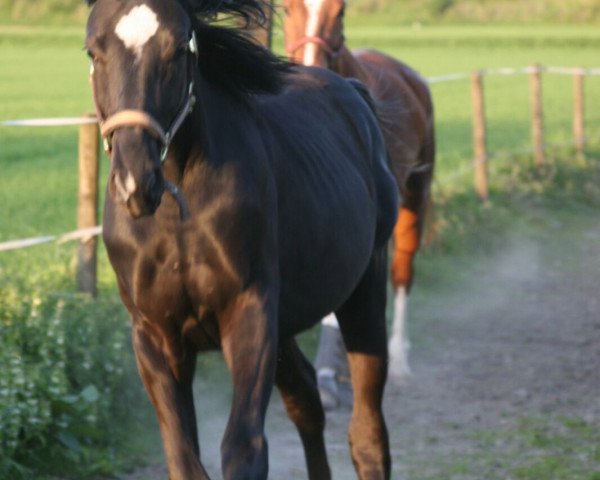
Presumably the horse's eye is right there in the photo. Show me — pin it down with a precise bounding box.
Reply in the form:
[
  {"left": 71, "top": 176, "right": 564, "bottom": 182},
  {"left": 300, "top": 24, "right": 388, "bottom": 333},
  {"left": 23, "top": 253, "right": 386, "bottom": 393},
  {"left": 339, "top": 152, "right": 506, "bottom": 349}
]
[{"left": 338, "top": 6, "right": 345, "bottom": 18}]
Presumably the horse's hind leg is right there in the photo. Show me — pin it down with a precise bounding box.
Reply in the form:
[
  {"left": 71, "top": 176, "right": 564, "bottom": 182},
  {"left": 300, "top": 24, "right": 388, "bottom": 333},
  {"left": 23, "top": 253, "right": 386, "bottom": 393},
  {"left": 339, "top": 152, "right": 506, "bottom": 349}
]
[
  {"left": 336, "top": 250, "right": 391, "bottom": 480},
  {"left": 389, "top": 136, "right": 435, "bottom": 380},
  {"left": 275, "top": 337, "right": 331, "bottom": 480}
]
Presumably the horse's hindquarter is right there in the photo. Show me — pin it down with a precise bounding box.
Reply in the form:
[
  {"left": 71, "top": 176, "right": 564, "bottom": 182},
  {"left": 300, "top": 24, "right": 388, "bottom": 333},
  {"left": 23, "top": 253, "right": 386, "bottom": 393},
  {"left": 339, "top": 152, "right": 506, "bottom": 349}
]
[
  {"left": 351, "top": 49, "right": 434, "bottom": 186},
  {"left": 259, "top": 68, "right": 397, "bottom": 333}
]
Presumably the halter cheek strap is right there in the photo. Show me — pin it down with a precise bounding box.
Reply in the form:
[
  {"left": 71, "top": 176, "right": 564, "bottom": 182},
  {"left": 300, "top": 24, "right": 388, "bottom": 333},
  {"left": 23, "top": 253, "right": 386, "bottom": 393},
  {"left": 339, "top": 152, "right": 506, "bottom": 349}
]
[
  {"left": 100, "top": 82, "right": 196, "bottom": 162},
  {"left": 94, "top": 32, "right": 198, "bottom": 163}
]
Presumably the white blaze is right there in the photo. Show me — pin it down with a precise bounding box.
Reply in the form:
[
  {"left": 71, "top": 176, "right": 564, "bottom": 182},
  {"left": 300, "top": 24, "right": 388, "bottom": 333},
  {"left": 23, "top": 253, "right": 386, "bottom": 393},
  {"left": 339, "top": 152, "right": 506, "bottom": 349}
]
[
  {"left": 115, "top": 4, "right": 159, "bottom": 60},
  {"left": 303, "top": 0, "right": 324, "bottom": 66}
]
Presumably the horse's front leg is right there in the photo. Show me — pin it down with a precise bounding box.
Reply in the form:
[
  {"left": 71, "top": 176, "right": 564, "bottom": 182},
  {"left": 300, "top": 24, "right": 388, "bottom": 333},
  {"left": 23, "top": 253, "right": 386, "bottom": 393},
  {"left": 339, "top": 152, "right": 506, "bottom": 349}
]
[
  {"left": 219, "top": 286, "right": 278, "bottom": 480},
  {"left": 275, "top": 337, "right": 331, "bottom": 479},
  {"left": 131, "top": 320, "right": 206, "bottom": 480},
  {"left": 337, "top": 251, "right": 391, "bottom": 480}
]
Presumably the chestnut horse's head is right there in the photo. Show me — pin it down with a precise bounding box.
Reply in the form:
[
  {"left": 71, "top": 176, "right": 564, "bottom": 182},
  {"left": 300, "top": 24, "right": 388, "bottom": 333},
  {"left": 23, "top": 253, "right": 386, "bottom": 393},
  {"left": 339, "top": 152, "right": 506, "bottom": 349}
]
[
  {"left": 86, "top": 0, "right": 196, "bottom": 218},
  {"left": 283, "top": 0, "right": 345, "bottom": 67}
]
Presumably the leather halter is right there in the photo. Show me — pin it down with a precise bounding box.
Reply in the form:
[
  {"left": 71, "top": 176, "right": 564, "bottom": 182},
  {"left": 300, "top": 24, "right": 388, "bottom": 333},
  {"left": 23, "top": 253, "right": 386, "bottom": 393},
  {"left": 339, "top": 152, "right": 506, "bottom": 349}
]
[
  {"left": 94, "top": 32, "right": 199, "bottom": 163},
  {"left": 285, "top": 35, "right": 342, "bottom": 60}
]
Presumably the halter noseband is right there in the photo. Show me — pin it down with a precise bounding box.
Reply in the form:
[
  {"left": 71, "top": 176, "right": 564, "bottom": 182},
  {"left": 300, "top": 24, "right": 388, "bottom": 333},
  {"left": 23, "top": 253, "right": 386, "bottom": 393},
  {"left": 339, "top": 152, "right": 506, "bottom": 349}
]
[
  {"left": 94, "top": 31, "right": 199, "bottom": 164},
  {"left": 285, "top": 35, "right": 342, "bottom": 61}
]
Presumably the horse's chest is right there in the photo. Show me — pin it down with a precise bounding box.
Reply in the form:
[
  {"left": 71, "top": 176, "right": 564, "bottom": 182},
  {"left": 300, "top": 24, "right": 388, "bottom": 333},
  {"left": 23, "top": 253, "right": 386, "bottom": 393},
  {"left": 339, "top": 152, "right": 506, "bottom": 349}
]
[
  {"left": 122, "top": 250, "right": 240, "bottom": 319},
  {"left": 182, "top": 258, "right": 242, "bottom": 313}
]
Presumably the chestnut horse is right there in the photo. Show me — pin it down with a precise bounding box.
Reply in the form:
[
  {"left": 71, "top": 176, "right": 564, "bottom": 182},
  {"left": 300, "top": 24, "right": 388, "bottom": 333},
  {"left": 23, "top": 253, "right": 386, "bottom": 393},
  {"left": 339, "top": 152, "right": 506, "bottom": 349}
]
[
  {"left": 85, "top": 0, "right": 398, "bottom": 478},
  {"left": 284, "top": 0, "right": 435, "bottom": 379}
]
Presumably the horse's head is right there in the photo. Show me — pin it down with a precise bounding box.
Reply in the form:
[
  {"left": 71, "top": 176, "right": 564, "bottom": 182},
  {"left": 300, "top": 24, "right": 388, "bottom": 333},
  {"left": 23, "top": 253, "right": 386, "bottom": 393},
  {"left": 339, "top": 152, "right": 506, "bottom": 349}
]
[
  {"left": 283, "top": 0, "right": 345, "bottom": 67},
  {"left": 86, "top": 0, "right": 196, "bottom": 218}
]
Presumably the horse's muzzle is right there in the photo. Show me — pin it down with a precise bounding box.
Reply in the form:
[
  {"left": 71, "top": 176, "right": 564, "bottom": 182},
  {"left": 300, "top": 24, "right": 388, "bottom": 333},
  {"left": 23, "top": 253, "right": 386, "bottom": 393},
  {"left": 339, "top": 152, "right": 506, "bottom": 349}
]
[{"left": 110, "top": 168, "right": 164, "bottom": 218}]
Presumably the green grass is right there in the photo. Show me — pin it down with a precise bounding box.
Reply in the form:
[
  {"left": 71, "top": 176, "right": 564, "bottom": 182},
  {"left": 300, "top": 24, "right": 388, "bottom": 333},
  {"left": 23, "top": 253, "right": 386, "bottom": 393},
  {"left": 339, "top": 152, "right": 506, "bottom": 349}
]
[{"left": 403, "top": 415, "right": 600, "bottom": 480}]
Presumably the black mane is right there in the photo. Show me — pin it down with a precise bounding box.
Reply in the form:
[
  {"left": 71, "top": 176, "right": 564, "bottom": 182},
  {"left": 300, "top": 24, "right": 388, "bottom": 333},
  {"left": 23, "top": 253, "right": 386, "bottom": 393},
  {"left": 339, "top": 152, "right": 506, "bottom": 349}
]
[
  {"left": 194, "top": 18, "right": 291, "bottom": 97},
  {"left": 85, "top": 0, "right": 290, "bottom": 97}
]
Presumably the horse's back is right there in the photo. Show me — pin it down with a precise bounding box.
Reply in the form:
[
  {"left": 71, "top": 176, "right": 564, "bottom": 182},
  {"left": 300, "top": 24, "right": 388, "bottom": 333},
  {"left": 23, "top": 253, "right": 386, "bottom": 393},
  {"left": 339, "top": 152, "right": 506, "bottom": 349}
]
[
  {"left": 353, "top": 48, "right": 432, "bottom": 116},
  {"left": 257, "top": 66, "right": 398, "bottom": 334},
  {"left": 352, "top": 48, "right": 434, "bottom": 187}
]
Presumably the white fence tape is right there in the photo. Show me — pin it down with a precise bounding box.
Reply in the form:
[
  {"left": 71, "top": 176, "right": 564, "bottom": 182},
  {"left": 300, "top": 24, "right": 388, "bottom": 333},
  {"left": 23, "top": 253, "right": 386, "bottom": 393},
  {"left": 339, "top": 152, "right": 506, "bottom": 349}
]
[
  {"left": 427, "top": 73, "right": 469, "bottom": 84},
  {"left": 1, "top": 117, "right": 98, "bottom": 127},
  {"left": 425, "top": 65, "right": 600, "bottom": 84},
  {"left": 0, "top": 226, "right": 102, "bottom": 252}
]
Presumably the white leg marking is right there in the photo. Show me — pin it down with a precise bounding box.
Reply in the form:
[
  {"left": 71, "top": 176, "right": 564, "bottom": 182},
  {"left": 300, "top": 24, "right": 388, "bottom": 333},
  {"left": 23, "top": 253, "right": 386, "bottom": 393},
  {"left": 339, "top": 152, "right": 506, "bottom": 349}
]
[
  {"left": 321, "top": 312, "right": 339, "bottom": 329},
  {"left": 115, "top": 4, "right": 159, "bottom": 60},
  {"left": 303, "top": 0, "right": 324, "bottom": 66},
  {"left": 388, "top": 287, "right": 411, "bottom": 381}
]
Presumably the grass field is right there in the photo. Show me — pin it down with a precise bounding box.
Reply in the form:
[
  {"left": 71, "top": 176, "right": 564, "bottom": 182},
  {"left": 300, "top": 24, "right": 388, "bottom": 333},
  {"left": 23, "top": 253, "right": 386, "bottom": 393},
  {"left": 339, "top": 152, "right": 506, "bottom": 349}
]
[
  {"left": 1, "top": 22, "right": 600, "bottom": 478},
  {"left": 2, "top": 23, "right": 600, "bottom": 248}
]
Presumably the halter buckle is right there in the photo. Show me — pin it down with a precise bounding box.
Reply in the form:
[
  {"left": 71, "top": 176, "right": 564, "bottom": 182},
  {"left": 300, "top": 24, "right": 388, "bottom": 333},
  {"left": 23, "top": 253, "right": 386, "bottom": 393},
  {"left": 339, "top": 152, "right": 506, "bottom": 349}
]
[{"left": 188, "top": 31, "right": 198, "bottom": 56}]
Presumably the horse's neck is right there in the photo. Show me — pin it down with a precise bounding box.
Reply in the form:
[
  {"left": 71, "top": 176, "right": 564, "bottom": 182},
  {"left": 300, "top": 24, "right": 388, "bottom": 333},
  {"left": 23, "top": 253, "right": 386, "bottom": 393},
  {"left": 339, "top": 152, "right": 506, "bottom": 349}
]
[
  {"left": 162, "top": 110, "right": 204, "bottom": 182},
  {"left": 332, "top": 46, "right": 370, "bottom": 85},
  {"left": 171, "top": 77, "right": 255, "bottom": 169}
]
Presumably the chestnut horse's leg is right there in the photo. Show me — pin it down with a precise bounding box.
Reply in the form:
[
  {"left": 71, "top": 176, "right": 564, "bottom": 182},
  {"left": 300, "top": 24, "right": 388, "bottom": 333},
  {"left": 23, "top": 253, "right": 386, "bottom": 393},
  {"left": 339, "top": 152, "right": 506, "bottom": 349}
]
[
  {"left": 275, "top": 337, "right": 331, "bottom": 480},
  {"left": 219, "top": 287, "right": 278, "bottom": 480},
  {"left": 389, "top": 138, "right": 435, "bottom": 380},
  {"left": 336, "top": 250, "right": 391, "bottom": 480},
  {"left": 131, "top": 322, "right": 206, "bottom": 480}
]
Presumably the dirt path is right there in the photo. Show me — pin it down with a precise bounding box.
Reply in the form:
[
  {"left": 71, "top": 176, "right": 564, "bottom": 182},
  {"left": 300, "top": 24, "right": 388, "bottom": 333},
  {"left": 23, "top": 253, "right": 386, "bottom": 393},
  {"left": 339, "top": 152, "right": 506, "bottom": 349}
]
[{"left": 122, "top": 213, "right": 600, "bottom": 479}]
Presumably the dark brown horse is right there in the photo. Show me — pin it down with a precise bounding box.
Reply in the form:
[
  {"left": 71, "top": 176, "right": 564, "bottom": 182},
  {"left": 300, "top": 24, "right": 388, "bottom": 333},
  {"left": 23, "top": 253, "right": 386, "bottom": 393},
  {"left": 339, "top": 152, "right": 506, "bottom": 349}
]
[
  {"left": 284, "top": 0, "right": 435, "bottom": 379},
  {"left": 85, "top": 0, "right": 398, "bottom": 478}
]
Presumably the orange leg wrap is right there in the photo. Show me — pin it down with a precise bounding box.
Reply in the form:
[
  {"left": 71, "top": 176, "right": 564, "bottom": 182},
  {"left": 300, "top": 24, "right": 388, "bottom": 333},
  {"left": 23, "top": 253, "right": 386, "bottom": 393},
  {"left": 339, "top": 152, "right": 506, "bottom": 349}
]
[{"left": 391, "top": 208, "right": 420, "bottom": 291}]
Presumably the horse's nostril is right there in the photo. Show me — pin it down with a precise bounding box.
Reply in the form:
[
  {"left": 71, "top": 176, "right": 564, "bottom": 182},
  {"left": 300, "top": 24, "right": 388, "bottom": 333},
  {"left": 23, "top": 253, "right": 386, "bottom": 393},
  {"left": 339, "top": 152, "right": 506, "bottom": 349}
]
[{"left": 145, "top": 174, "right": 156, "bottom": 193}]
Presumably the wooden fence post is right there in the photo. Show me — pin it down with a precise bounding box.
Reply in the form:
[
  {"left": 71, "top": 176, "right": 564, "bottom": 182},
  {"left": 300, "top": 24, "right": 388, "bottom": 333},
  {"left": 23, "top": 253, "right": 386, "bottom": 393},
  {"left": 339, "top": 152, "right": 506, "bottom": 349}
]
[
  {"left": 573, "top": 67, "right": 585, "bottom": 156},
  {"left": 76, "top": 114, "right": 100, "bottom": 297},
  {"left": 471, "top": 70, "right": 489, "bottom": 202},
  {"left": 529, "top": 64, "right": 545, "bottom": 167}
]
